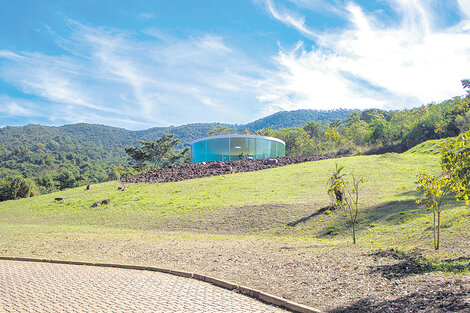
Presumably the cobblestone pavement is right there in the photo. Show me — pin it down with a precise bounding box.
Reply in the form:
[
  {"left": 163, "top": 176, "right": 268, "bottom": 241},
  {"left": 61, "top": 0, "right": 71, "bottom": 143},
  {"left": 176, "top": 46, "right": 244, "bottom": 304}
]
[{"left": 0, "top": 260, "right": 288, "bottom": 313}]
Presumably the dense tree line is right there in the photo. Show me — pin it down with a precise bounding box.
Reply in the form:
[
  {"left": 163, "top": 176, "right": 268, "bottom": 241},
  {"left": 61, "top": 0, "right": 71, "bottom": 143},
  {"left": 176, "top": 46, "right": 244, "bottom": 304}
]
[{"left": 253, "top": 95, "right": 470, "bottom": 157}]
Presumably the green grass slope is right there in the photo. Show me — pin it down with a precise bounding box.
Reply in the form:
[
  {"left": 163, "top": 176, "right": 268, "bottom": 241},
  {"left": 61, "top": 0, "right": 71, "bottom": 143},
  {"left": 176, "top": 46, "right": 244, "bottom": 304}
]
[
  {"left": 0, "top": 150, "right": 469, "bottom": 275},
  {"left": 1, "top": 152, "right": 468, "bottom": 243},
  {"left": 403, "top": 138, "right": 447, "bottom": 155}
]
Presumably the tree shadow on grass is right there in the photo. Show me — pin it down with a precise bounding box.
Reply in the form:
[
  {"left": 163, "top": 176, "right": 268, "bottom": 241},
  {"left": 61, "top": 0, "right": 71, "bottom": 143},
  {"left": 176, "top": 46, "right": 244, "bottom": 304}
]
[
  {"left": 369, "top": 249, "right": 470, "bottom": 279},
  {"left": 286, "top": 206, "right": 332, "bottom": 227},
  {"left": 329, "top": 281, "right": 470, "bottom": 313}
]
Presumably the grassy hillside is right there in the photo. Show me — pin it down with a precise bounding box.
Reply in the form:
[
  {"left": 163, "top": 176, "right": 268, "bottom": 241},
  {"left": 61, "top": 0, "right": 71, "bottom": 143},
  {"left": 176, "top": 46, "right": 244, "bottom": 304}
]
[{"left": 1, "top": 152, "right": 468, "bottom": 250}]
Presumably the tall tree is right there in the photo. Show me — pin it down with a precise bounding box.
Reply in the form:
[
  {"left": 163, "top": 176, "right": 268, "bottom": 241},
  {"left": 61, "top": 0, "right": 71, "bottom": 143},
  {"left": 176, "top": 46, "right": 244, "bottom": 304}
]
[{"left": 125, "top": 134, "right": 189, "bottom": 169}]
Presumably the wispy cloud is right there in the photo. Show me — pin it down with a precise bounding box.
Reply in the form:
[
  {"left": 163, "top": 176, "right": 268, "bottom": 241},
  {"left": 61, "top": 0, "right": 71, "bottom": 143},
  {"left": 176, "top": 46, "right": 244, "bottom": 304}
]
[
  {"left": 138, "top": 12, "right": 155, "bottom": 21},
  {"left": 0, "top": 22, "right": 267, "bottom": 129},
  {"left": 259, "top": 0, "right": 470, "bottom": 113},
  {"left": 262, "top": 0, "right": 319, "bottom": 39}
]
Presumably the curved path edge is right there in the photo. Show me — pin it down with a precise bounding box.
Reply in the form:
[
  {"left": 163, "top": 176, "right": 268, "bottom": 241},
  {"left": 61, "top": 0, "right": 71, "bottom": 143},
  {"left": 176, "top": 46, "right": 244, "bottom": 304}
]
[{"left": 0, "top": 256, "right": 323, "bottom": 313}]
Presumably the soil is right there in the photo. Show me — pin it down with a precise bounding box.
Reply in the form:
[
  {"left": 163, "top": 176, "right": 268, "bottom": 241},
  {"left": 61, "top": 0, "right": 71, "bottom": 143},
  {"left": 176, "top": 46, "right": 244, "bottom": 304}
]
[
  {"left": 16, "top": 236, "right": 469, "bottom": 312},
  {"left": 121, "top": 155, "right": 346, "bottom": 184}
]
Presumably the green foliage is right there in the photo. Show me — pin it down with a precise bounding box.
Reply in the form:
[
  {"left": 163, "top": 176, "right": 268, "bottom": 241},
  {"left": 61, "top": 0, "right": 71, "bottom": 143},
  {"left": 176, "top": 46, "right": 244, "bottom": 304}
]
[
  {"left": 416, "top": 173, "right": 451, "bottom": 250},
  {"left": 0, "top": 176, "right": 39, "bottom": 201},
  {"left": 56, "top": 170, "right": 80, "bottom": 190},
  {"left": 244, "top": 109, "right": 356, "bottom": 132},
  {"left": 208, "top": 125, "right": 235, "bottom": 136},
  {"left": 125, "top": 134, "right": 189, "bottom": 169},
  {"left": 327, "top": 164, "right": 346, "bottom": 207},
  {"left": 343, "top": 175, "right": 366, "bottom": 244},
  {"left": 462, "top": 79, "right": 470, "bottom": 95},
  {"left": 440, "top": 130, "right": 470, "bottom": 205}
]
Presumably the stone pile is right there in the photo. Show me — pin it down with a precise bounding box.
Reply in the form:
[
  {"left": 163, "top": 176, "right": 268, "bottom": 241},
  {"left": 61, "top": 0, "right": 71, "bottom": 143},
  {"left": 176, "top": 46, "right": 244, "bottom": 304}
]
[{"left": 121, "top": 154, "right": 347, "bottom": 184}]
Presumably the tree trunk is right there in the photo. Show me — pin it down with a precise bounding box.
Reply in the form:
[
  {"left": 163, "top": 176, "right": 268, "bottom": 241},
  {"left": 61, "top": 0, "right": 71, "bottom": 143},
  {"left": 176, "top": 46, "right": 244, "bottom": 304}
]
[
  {"left": 433, "top": 210, "right": 437, "bottom": 250},
  {"left": 352, "top": 223, "right": 356, "bottom": 244},
  {"left": 436, "top": 210, "right": 440, "bottom": 250}
]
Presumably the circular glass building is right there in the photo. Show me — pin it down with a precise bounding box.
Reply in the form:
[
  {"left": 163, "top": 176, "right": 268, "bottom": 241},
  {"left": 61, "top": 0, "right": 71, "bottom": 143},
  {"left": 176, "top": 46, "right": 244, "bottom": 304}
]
[{"left": 191, "top": 135, "right": 286, "bottom": 163}]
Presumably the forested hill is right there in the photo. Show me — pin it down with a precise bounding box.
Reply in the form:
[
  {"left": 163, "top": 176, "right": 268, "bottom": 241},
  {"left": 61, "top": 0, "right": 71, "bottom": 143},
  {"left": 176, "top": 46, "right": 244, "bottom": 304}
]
[
  {"left": 1, "top": 108, "right": 355, "bottom": 149},
  {"left": 0, "top": 109, "right": 352, "bottom": 192},
  {"left": 243, "top": 109, "right": 356, "bottom": 132}
]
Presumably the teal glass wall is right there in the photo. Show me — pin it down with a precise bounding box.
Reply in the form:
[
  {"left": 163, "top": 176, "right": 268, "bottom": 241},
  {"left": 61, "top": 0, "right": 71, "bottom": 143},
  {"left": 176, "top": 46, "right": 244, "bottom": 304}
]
[{"left": 191, "top": 135, "right": 285, "bottom": 163}]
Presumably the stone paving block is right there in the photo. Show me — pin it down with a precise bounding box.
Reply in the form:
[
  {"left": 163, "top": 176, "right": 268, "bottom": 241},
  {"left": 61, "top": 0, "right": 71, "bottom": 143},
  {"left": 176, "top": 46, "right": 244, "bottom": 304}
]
[{"left": 0, "top": 260, "right": 288, "bottom": 313}]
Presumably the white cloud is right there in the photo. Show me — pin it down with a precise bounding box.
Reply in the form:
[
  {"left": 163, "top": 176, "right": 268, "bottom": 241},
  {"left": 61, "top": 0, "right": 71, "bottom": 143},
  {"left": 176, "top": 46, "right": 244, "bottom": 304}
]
[
  {"left": 259, "top": 0, "right": 470, "bottom": 113},
  {"left": 0, "top": 23, "right": 267, "bottom": 129},
  {"left": 263, "top": 0, "right": 318, "bottom": 39}
]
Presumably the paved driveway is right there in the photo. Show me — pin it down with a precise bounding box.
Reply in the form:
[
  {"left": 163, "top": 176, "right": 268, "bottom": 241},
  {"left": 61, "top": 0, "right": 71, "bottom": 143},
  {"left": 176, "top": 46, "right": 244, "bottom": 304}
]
[{"left": 0, "top": 260, "right": 287, "bottom": 312}]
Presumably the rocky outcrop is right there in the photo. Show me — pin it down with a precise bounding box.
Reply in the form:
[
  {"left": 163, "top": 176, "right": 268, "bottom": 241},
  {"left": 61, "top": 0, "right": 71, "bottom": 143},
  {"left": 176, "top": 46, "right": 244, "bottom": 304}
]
[{"left": 121, "top": 155, "right": 347, "bottom": 184}]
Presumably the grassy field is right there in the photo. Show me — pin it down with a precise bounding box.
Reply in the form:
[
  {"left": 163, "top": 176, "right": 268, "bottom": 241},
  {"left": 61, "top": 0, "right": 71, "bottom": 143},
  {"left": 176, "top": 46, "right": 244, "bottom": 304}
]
[
  {"left": 1, "top": 151, "right": 468, "bottom": 258},
  {"left": 1, "top": 145, "right": 469, "bottom": 311}
]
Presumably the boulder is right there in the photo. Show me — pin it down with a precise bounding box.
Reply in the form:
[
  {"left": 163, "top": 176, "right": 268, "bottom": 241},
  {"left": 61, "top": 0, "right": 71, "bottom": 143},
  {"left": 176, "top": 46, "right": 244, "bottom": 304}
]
[
  {"left": 266, "top": 158, "right": 279, "bottom": 165},
  {"left": 208, "top": 162, "right": 223, "bottom": 169}
]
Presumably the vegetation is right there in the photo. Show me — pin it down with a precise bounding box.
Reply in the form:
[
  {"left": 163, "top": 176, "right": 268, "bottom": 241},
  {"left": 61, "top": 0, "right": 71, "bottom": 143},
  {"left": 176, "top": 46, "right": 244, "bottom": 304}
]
[
  {"left": 343, "top": 175, "right": 366, "bottom": 245},
  {"left": 208, "top": 125, "right": 235, "bottom": 136},
  {"left": 255, "top": 95, "right": 470, "bottom": 157},
  {"left": 416, "top": 173, "right": 450, "bottom": 250},
  {"left": 327, "top": 163, "right": 347, "bottom": 206},
  {"left": 125, "top": 134, "right": 189, "bottom": 170},
  {"left": 440, "top": 131, "right": 470, "bottom": 205},
  {"left": 415, "top": 128, "right": 470, "bottom": 250}
]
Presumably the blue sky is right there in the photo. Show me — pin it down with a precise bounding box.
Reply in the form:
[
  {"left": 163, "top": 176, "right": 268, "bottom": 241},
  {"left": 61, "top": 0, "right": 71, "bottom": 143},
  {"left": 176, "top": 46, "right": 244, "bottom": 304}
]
[{"left": 1, "top": 0, "right": 470, "bottom": 130}]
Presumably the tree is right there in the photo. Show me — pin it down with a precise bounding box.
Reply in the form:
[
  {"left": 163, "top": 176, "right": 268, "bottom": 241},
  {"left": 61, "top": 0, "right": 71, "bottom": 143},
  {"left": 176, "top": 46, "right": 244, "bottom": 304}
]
[
  {"left": 303, "top": 121, "right": 323, "bottom": 138},
  {"left": 208, "top": 125, "right": 235, "bottom": 136},
  {"left": 327, "top": 164, "right": 347, "bottom": 207},
  {"left": 462, "top": 79, "right": 470, "bottom": 95},
  {"left": 344, "top": 175, "right": 366, "bottom": 244},
  {"left": 124, "top": 146, "right": 148, "bottom": 170},
  {"left": 416, "top": 173, "right": 450, "bottom": 250},
  {"left": 56, "top": 170, "right": 77, "bottom": 190},
  {"left": 0, "top": 176, "right": 39, "bottom": 201},
  {"left": 125, "top": 134, "right": 189, "bottom": 169},
  {"left": 440, "top": 130, "right": 470, "bottom": 205}
]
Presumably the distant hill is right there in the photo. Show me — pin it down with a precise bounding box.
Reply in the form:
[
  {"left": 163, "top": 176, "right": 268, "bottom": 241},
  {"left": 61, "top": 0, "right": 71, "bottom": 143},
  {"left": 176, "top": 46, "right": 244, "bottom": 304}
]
[
  {"left": 0, "top": 109, "right": 352, "bottom": 184},
  {"left": 242, "top": 109, "right": 356, "bottom": 132}
]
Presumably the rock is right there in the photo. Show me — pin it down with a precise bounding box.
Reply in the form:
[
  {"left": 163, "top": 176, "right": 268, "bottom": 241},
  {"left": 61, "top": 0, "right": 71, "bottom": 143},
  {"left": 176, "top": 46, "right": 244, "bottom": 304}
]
[
  {"left": 54, "top": 197, "right": 64, "bottom": 201},
  {"left": 92, "top": 202, "right": 101, "bottom": 207},
  {"left": 120, "top": 154, "right": 345, "bottom": 185},
  {"left": 86, "top": 185, "right": 91, "bottom": 190},
  {"left": 117, "top": 185, "right": 127, "bottom": 191},
  {"left": 266, "top": 158, "right": 279, "bottom": 165},
  {"left": 208, "top": 162, "right": 223, "bottom": 169},
  {"left": 101, "top": 199, "right": 111, "bottom": 205}
]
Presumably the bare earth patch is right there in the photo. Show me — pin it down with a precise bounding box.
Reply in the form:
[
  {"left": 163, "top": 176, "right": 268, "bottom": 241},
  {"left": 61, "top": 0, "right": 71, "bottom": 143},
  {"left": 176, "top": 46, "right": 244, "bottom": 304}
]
[{"left": 3, "top": 233, "right": 469, "bottom": 312}]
